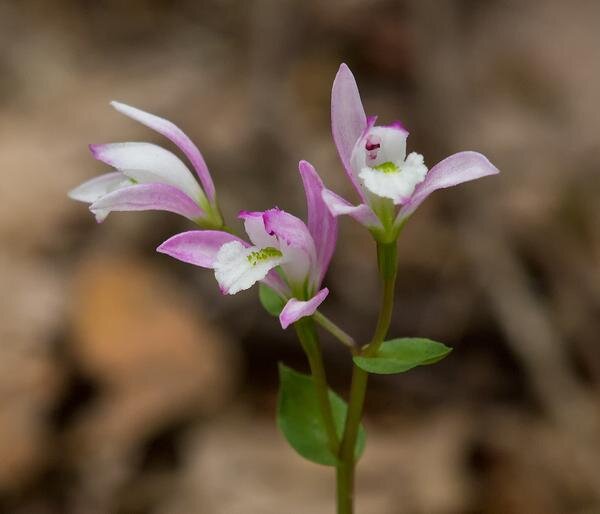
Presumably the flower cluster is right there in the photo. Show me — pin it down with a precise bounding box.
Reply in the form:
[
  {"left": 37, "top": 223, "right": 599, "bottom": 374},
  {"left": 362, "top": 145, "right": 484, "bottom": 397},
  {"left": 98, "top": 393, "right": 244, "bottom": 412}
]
[{"left": 70, "top": 64, "right": 498, "bottom": 328}]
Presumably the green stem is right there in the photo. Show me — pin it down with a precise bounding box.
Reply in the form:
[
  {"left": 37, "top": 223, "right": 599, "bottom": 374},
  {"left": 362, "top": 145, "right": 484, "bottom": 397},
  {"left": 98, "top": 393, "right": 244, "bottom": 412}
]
[
  {"left": 336, "top": 364, "right": 368, "bottom": 514},
  {"left": 294, "top": 318, "right": 340, "bottom": 455},
  {"left": 363, "top": 242, "right": 397, "bottom": 356},
  {"left": 336, "top": 241, "right": 398, "bottom": 514},
  {"left": 313, "top": 311, "right": 357, "bottom": 352}
]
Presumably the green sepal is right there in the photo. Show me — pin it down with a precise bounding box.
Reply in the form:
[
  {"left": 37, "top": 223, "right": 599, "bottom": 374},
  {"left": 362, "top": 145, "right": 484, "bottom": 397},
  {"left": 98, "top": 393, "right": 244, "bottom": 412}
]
[
  {"left": 259, "top": 283, "right": 286, "bottom": 317},
  {"left": 277, "top": 364, "right": 366, "bottom": 466},
  {"left": 354, "top": 338, "right": 452, "bottom": 374}
]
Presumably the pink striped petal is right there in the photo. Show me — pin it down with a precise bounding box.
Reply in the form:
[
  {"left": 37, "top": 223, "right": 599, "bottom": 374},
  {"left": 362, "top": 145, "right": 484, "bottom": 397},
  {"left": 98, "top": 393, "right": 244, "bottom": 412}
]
[
  {"left": 397, "top": 151, "right": 500, "bottom": 221},
  {"left": 90, "top": 183, "right": 204, "bottom": 222},
  {"left": 157, "top": 230, "right": 245, "bottom": 268},
  {"left": 298, "top": 160, "right": 337, "bottom": 286},
  {"left": 321, "top": 188, "right": 382, "bottom": 229},
  {"left": 279, "top": 288, "right": 329, "bottom": 329},
  {"left": 111, "top": 101, "right": 216, "bottom": 201},
  {"left": 331, "top": 63, "right": 368, "bottom": 200}
]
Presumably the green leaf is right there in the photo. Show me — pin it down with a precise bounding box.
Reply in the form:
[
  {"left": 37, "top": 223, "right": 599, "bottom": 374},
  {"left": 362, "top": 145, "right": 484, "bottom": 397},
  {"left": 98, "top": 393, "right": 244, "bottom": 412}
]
[
  {"left": 259, "top": 283, "right": 286, "bottom": 317},
  {"left": 277, "top": 364, "right": 366, "bottom": 466},
  {"left": 354, "top": 338, "right": 452, "bottom": 374}
]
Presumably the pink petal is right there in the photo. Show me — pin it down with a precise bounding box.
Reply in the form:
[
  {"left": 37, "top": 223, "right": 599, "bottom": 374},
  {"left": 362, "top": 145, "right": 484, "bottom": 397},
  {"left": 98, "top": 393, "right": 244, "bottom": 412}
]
[
  {"left": 157, "top": 230, "right": 246, "bottom": 268},
  {"left": 90, "top": 182, "right": 204, "bottom": 222},
  {"left": 263, "top": 208, "right": 316, "bottom": 284},
  {"left": 321, "top": 188, "right": 382, "bottom": 229},
  {"left": 398, "top": 151, "right": 500, "bottom": 221},
  {"left": 298, "top": 160, "right": 337, "bottom": 286},
  {"left": 262, "top": 208, "right": 316, "bottom": 254},
  {"left": 111, "top": 101, "right": 216, "bottom": 201},
  {"left": 279, "top": 288, "right": 329, "bottom": 329},
  {"left": 331, "top": 63, "right": 368, "bottom": 199}
]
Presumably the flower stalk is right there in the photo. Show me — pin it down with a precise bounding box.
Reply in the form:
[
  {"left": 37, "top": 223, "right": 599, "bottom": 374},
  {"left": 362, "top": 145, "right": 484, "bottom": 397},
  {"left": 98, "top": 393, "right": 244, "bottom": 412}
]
[
  {"left": 313, "top": 311, "right": 357, "bottom": 352},
  {"left": 336, "top": 241, "right": 398, "bottom": 514},
  {"left": 294, "top": 318, "right": 340, "bottom": 455}
]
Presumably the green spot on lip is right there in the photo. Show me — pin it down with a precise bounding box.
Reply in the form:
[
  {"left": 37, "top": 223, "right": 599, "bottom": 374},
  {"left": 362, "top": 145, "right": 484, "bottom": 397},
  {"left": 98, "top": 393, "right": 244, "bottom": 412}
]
[
  {"left": 247, "top": 246, "right": 283, "bottom": 265},
  {"left": 373, "top": 161, "right": 399, "bottom": 174}
]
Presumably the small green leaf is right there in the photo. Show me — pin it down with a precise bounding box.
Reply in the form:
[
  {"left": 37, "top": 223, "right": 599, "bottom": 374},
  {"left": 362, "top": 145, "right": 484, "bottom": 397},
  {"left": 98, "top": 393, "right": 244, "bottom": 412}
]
[
  {"left": 354, "top": 338, "right": 452, "bottom": 374},
  {"left": 259, "top": 283, "right": 286, "bottom": 317},
  {"left": 277, "top": 364, "right": 366, "bottom": 466}
]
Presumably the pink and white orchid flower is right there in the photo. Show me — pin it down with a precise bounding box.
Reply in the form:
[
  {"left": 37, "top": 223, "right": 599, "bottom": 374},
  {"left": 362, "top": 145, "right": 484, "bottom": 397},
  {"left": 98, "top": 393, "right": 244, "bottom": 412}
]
[
  {"left": 157, "top": 160, "right": 337, "bottom": 329},
  {"left": 323, "top": 63, "right": 499, "bottom": 241},
  {"left": 68, "top": 102, "right": 223, "bottom": 228}
]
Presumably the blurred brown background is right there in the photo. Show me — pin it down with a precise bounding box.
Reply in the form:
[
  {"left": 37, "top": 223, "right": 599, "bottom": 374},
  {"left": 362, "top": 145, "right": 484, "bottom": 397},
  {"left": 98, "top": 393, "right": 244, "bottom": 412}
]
[{"left": 1, "top": 0, "right": 599, "bottom": 513}]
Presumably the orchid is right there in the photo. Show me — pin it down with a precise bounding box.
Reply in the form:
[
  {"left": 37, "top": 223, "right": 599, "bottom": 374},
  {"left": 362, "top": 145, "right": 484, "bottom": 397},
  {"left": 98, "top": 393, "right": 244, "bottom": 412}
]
[
  {"left": 157, "top": 160, "right": 336, "bottom": 329},
  {"left": 68, "top": 101, "right": 223, "bottom": 228},
  {"left": 69, "top": 64, "right": 499, "bottom": 514},
  {"left": 323, "top": 63, "right": 499, "bottom": 242}
]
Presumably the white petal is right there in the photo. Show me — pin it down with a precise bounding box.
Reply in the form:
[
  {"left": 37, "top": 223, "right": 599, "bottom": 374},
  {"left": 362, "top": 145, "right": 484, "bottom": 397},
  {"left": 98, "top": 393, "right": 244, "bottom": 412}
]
[
  {"left": 68, "top": 172, "right": 130, "bottom": 203},
  {"left": 366, "top": 126, "right": 407, "bottom": 166},
  {"left": 93, "top": 208, "right": 111, "bottom": 223},
  {"left": 359, "top": 152, "right": 428, "bottom": 204},
  {"left": 91, "top": 142, "right": 204, "bottom": 203},
  {"left": 214, "top": 241, "right": 285, "bottom": 295}
]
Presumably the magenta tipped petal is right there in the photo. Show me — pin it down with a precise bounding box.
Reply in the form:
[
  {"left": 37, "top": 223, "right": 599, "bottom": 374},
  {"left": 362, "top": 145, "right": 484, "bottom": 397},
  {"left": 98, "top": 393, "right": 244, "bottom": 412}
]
[
  {"left": 111, "top": 101, "right": 216, "bottom": 201},
  {"left": 157, "top": 230, "right": 245, "bottom": 268},
  {"left": 279, "top": 288, "right": 329, "bottom": 329},
  {"left": 398, "top": 151, "right": 500, "bottom": 221},
  {"left": 387, "top": 120, "right": 409, "bottom": 135},
  {"left": 90, "top": 183, "right": 204, "bottom": 222}
]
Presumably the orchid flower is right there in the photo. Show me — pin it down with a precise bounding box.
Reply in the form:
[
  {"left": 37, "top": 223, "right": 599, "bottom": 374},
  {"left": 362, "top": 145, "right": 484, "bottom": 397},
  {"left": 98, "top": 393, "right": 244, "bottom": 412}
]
[
  {"left": 157, "top": 160, "right": 337, "bottom": 329},
  {"left": 323, "top": 63, "right": 499, "bottom": 242},
  {"left": 68, "top": 102, "right": 223, "bottom": 228}
]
